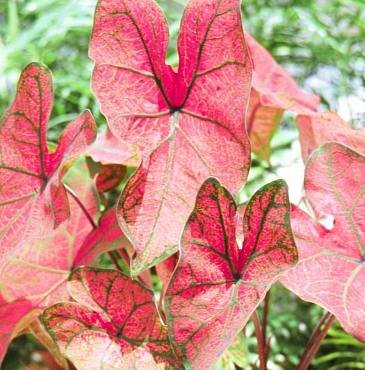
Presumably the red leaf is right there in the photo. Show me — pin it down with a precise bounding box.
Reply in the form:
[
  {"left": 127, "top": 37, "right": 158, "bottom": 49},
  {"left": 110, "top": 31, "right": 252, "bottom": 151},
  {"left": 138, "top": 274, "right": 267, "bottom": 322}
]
[
  {"left": 74, "top": 208, "right": 131, "bottom": 267},
  {"left": 245, "top": 33, "right": 320, "bottom": 159},
  {"left": 0, "top": 158, "right": 99, "bottom": 307},
  {"left": 0, "top": 299, "right": 37, "bottom": 365},
  {"left": 96, "top": 164, "right": 127, "bottom": 193},
  {"left": 41, "top": 267, "right": 180, "bottom": 369},
  {"left": 90, "top": 0, "right": 252, "bottom": 274},
  {"left": 281, "top": 143, "right": 365, "bottom": 341},
  {"left": 164, "top": 178, "right": 297, "bottom": 368},
  {"left": 297, "top": 112, "right": 365, "bottom": 162},
  {"left": 0, "top": 63, "right": 96, "bottom": 263}
]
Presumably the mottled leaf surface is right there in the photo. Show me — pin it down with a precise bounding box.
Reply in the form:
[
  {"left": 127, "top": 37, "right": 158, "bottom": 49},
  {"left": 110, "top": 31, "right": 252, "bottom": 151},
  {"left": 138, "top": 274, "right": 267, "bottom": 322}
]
[
  {"left": 0, "top": 158, "right": 99, "bottom": 307},
  {"left": 297, "top": 112, "right": 365, "bottom": 162},
  {"left": 42, "top": 267, "right": 180, "bottom": 370},
  {"left": 90, "top": 0, "right": 252, "bottom": 274},
  {"left": 245, "top": 33, "right": 319, "bottom": 159},
  {"left": 164, "top": 178, "right": 297, "bottom": 369},
  {"left": 0, "top": 63, "right": 96, "bottom": 264},
  {"left": 281, "top": 143, "right": 365, "bottom": 341},
  {"left": 96, "top": 164, "right": 126, "bottom": 193}
]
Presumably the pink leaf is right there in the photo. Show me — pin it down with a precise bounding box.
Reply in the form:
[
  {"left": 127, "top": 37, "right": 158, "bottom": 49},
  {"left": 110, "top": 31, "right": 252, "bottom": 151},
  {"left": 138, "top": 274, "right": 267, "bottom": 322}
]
[
  {"left": 41, "top": 267, "right": 180, "bottom": 369},
  {"left": 0, "top": 63, "right": 96, "bottom": 263},
  {"left": 164, "top": 178, "right": 297, "bottom": 368},
  {"left": 281, "top": 143, "right": 365, "bottom": 341},
  {"left": 0, "top": 158, "right": 99, "bottom": 308},
  {"left": 74, "top": 208, "right": 131, "bottom": 267},
  {"left": 90, "top": 0, "right": 252, "bottom": 274},
  {"left": 87, "top": 128, "right": 139, "bottom": 167},
  {"left": 0, "top": 299, "right": 37, "bottom": 365},
  {"left": 297, "top": 112, "right": 365, "bottom": 162},
  {"left": 245, "top": 33, "right": 320, "bottom": 159}
]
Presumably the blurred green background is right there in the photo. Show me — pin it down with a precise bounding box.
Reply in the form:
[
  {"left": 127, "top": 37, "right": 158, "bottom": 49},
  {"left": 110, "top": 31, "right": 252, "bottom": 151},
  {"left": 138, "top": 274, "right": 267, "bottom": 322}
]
[{"left": 0, "top": 0, "right": 364, "bottom": 369}]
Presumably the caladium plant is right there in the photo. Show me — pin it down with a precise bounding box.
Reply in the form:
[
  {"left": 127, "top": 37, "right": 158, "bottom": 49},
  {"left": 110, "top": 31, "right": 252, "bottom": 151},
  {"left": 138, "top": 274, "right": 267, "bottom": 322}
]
[
  {"left": 281, "top": 142, "right": 365, "bottom": 342},
  {"left": 164, "top": 178, "right": 297, "bottom": 369},
  {"left": 89, "top": 0, "right": 252, "bottom": 275},
  {"left": 1, "top": 0, "right": 365, "bottom": 368},
  {"left": 41, "top": 267, "right": 180, "bottom": 370},
  {"left": 0, "top": 63, "right": 96, "bottom": 265}
]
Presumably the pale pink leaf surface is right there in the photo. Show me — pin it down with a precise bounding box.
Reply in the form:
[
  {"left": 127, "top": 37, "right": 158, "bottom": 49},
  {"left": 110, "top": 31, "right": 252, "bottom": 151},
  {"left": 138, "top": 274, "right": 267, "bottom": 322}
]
[
  {"left": 297, "top": 112, "right": 365, "bottom": 162},
  {"left": 281, "top": 143, "right": 365, "bottom": 341},
  {"left": 0, "top": 63, "right": 96, "bottom": 264},
  {"left": 90, "top": 0, "right": 252, "bottom": 274},
  {"left": 245, "top": 33, "right": 319, "bottom": 159},
  {"left": 164, "top": 178, "right": 297, "bottom": 369},
  {"left": 41, "top": 267, "right": 180, "bottom": 370},
  {"left": 87, "top": 128, "right": 139, "bottom": 167},
  {"left": 0, "top": 158, "right": 99, "bottom": 307},
  {"left": 246, "top": 32, "right": 320, "bottom": 113}
]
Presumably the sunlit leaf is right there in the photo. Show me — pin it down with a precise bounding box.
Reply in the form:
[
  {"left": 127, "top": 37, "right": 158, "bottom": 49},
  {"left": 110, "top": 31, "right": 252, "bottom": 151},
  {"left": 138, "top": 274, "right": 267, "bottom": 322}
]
[
  {"left": 42, "top": 267, "right": 180, "bottom": 369},
  {"left": 89, "top": 0, "right": 252, "bottom": 274},
  {"left": 164, "top": 178, "right": 297, "bottom": 368},
  {"left": 281, "top": 143, "right": 365, "bottom": 342}
]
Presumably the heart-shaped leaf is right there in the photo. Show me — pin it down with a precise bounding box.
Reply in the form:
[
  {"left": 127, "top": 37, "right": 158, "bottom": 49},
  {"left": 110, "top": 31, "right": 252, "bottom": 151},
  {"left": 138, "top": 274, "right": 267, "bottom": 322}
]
[
  {"left": 245, "top": 32, "right": 319, "bottom": 160},
  {"left": 281, "top": 143, "right": 365, "bottom": 341},
  {"left": 0, "top": 63, "right": 96, "bottom": 264},
  {"left": 164, "top": 178, "right": 297, "bottom": 369},
  {"left": 0, "top": 158, "right": 99, "bottom": 307},
  {"left": 41, "top": 267, "right": 180, "bottom": 370},
  {"left": 297, "top": 112, "right": 365, "bottom": 162},
  {"left": 90, "top": 0, "right": 252, "bottom": 275}
]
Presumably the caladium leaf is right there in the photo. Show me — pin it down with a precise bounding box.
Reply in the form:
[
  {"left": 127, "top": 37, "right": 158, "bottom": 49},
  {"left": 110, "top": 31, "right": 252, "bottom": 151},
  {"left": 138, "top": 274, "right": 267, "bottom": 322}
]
[
  {"left": 73, "top": 208, "right": 131, "bottom": 267},
  {"left": 41, "top": 267, "right": 180, "bottom": 369},
  {"left": 245, "top": 33, "right": 320, "bottom": 160},
  {"left": 96, "top": 164, "right": 127, "bottom": 193},
  {"left": 87, "top": 128, "right": 139, "bottom": 167},
  {"left": 0, "top": 158, "right": 99, "bottom": 307},
  {"left": 0, "top": 63, "right": 96, "bottom": 264},
  {"left": 90, "top": 0, "right": 252, "bottom": 274},
  {"left": 281, "top": 143, "right": 365, "bottom": 341},
  {"left": 0, "top": 299, "right": 38, "bottom": 365},
  {"left": 297, "top": 112, "right": 365, "bottom": 162},
  {"left": 246, "top": 89, "right": 283, "bottom": 161},
  {"left": 29, "top": 319, "right": 70, "bottom": 370},
  {"left": 164, "top": 178, "right": 297, "bottom": 369}
]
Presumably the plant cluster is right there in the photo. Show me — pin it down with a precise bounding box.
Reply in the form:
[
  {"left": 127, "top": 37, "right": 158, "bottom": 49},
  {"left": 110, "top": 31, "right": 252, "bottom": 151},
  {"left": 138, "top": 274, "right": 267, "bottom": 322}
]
[{"left": 0, "top": 0, "right": 364, "bottom": 369}]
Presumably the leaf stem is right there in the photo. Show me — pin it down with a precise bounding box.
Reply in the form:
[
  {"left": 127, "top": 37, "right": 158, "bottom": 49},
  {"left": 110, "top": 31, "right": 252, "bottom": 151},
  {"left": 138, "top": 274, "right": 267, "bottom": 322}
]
[
  {"left": 262, "top": 290, "right": 271, "bottom": 362},
  {"left": 252, "top": 311, "right": 267, "bottom": 370},
  {"left": 64, "top": 184, "right": 122, "bottom": 272},
  {"left": 108, "top": 250, "right": 123, "bottom": 273},
  {"left": 64, "top": 184, "right": 97, "bottom": 229},
  {"left": 297, "top": 311, "right": 336, "bottom": 369}
]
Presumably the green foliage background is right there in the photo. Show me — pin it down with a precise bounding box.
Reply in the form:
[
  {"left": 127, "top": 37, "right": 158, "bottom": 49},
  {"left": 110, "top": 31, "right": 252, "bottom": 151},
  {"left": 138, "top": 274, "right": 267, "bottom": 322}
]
[{"left": 0, "top": 0, "right": 364, "bottom": 369}]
